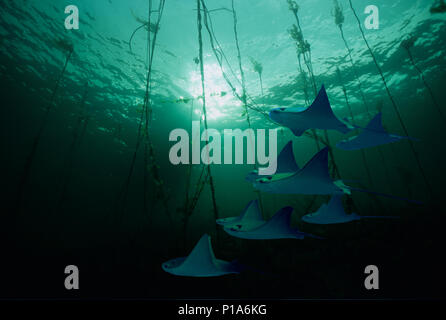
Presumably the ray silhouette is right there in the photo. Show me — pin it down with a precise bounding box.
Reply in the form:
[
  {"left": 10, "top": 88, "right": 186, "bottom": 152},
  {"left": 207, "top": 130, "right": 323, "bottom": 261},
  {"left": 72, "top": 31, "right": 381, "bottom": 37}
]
[
  {"left": 223, "top": 207, "right": 322, "bottom": 240},
  {"left": 302, "top": 195, "right": 398, "bottom": 224},
  {"left": 269, "top": 85, "right": 352, "bottom": 137},
  {"left": 252, "top": 147, "right": 422, "bottom": 204},
  {"left": 162, "top": 234, "right": 242, "bottom": 277},
  {"left": 216, "top": 199, "right": 265, "bottom": 232},
  {"left": 246, "top": 140, "right": 299, "bottom": 183},
  {"left": 336, "top": 113, "right": 415, "bottom": 150},
  {"left": 253, "top": 147, "right": 349, "bottom": 195},
  {"left": 349, "top": 0, "right": 433, "bottom": 199}
]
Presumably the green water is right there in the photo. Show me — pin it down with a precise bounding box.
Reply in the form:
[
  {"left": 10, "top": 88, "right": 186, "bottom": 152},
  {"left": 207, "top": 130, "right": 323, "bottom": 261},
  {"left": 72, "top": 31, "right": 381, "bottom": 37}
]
[{"left": 1, "top": 0, "right": 445, "bottom": 299}]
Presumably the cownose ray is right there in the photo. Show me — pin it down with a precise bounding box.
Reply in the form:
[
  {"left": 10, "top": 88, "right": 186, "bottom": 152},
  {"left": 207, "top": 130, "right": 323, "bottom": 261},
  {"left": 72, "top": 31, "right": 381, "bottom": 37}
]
[
  {"left": 216, "top": 199, "right": 265, "bottom": 231},
  {"left": 245, "top": 140, "right": 299, "bottom": 183},
  {"left": 269, "top": 85, "right": 353, "bottom": 137},
  {"left": 301, "top": 195, "right": 399, "bottom": 224},
  {"left": 162, "top": 234, "right": 242, "bottom": 277},
  {"left": 252, "top": 146, "right": 423, "bottom": 204},
  {"left": 253, "top": 146, "right": 350, "bottom": 195},
  {"left": 336, "top": 112, "right": 416, "bottom": 151},
  {"left": 223, "top": 206, "right": 323, "bottom": 240}
]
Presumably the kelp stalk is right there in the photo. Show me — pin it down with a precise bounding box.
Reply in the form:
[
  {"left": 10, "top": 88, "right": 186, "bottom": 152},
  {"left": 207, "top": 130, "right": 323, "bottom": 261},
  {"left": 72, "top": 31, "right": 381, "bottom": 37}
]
[
  {"left": 287, "top": 0, "right": 341, "bottom": 178},
  {"left": 333, "top": 0, "right": 369, "bottom": 114},
  {"left": 250, "top": 57, "right": 264, "bottom": 96},
  {"left": 115, "top": 0, "right": 169, "bottom": 224},
  {"left": 200, "top": 2, "right": 326, "bottom": 149},
  {"left": 197, "top": 0, "right": 220, "bottom": 229},
  {"left": 141, "top": 0, "right": 171, "bottom": 224},
  {"left": 336, "top": 67, "right": 374, "bottom": 187},
  {"left": 295, "top": 50, "right": 321, "bottom": 151},
  {"left": 231, "top": 0, "right": 265, "bottom": 216},
  {"left": 349, "top": 0, "right": 433, "bottom": 199},
  {"left": 333, "top": 1, "right": 393, "bottom": 193},
  {"left": 199, "top": 3, "right": 273, "bottom": 121},
  {"left": 14, "top": 47, "right": 73, "bottom": 215},
  {"left": 401, "top": 37, "right": 446, "bottom": 125},
  {"left": 55, "top": 82, "right": 89, "bottom": 213},
  {"left": 287, "top": 0, "right": 317, "bottom": 94}
]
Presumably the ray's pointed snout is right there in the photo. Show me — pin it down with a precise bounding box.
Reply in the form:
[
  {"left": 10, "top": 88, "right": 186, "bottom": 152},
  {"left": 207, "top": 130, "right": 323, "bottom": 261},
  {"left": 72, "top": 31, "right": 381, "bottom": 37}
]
[
  {"left": 162, "top": 262, "right": 170, "bottom": 270},
  {"left": 216, "top": 218, "right": 229, "bottom": 225},
  {"left": 257, "top": 176, "right": 272, "bottom": 184},
  {"left": 339, "top": 124, "right": 353, "bottom": 134},
  {"left": 245, "top": 170, "right": 259, "bottom": 182},
  {"left": 335, "top": 140, "right": 349, "bottom": 150}
]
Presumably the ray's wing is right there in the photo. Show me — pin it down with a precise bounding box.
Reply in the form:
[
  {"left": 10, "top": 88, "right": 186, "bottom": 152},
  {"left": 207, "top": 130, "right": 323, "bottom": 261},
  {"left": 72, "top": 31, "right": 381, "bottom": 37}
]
[
  {"left": 364, "top": 112, "right": 386, "bottom": 133},
  {"left": 296, "top": 147, "right": 332, "bottom": 183},
  {"left": 299, "top": 85, "right": 337, "bottom": 119},
  {"left": 276, "top": 141, "right": 299, "bottom": 174},
  {"left": 174, "top": 234, "right": 219, "bottom": 275},
  {"left": 258, "top": 206, "right": 294, "bottom": 233}
]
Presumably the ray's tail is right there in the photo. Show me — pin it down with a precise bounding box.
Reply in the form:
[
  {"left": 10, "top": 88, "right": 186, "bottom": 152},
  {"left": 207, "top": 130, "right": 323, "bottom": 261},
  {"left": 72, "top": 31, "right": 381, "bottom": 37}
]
[
  {"left": 348, "top": 187, "right": 423, "bottom": 205},
  {"left": 361, "top": 216, "right": 400, "bottom": 219},
  {"left": 232, "top": 260, "right": 279, "bottom": 279},
  {"left": 302, "top": 232, "right": 325, "bottom": 240}
]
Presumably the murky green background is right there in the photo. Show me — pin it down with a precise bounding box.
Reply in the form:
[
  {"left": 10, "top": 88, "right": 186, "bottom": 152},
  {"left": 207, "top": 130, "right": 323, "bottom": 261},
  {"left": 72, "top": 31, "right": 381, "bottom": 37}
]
[{"left": 1, "top": 0, "right": 445, "bottom": 299}]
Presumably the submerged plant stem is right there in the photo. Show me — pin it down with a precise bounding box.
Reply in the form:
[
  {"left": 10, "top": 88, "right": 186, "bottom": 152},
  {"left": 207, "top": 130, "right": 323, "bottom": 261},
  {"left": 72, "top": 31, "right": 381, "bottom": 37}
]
[
  {"left": 116, "top": 0, "right": 170, "bottom": 225},
  {"left": 405, "top": 47, "right": 446, "bottom": 124},
  {"left": 231, "top": 0, "right": 265, "bottom": 215},
  {"left": 14, "top": 49, "right": 73, "bottom": 216},
  {"left": 337, "top": 69, "right": 373, "bottom": 186},
  {"left": 55, "top": 83, "right": 89, "bottom": 214},
  {"left": 290, "top": 11, "right": 317, "bottom": 95},
  {"left": 199, "top": 2, "right": 272, "bottom": 121},
  {"left": 288, "top": 4, "right": 342, "bottom": 176},
  {"left": 349, "top": 0, "right": 433, "bottom": 200},
  {"left": 198, "top": 0, "right": 219, "bottom": 229},
  {"left": 339, "top": 26, "right": 369, "bottom": 115},
  {"left": 129, "top": 23, "right": 147, "bottom": 53},
  {"left": 337, "top": 25, "right": 394, "bottom": 193}
]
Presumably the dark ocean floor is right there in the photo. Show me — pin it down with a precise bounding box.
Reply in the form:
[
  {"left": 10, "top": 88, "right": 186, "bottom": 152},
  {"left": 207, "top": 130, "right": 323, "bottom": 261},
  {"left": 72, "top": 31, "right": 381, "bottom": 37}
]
[{"left": 1, "top": 199, "right": 445, "bottom": 299}]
